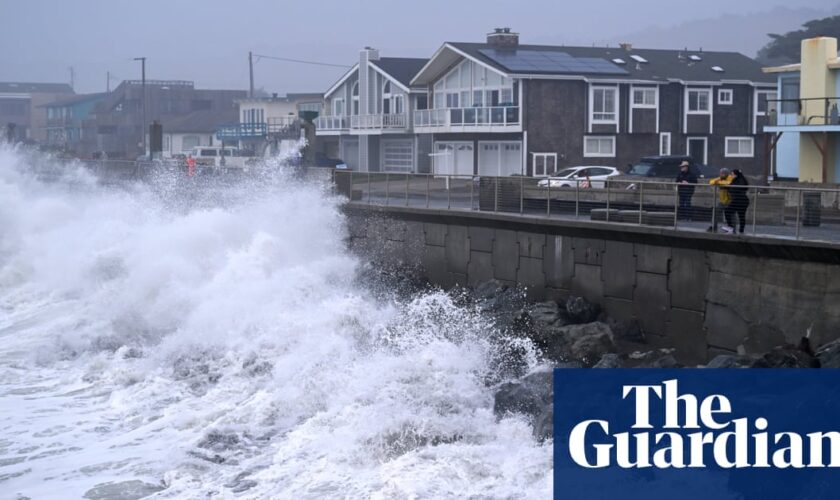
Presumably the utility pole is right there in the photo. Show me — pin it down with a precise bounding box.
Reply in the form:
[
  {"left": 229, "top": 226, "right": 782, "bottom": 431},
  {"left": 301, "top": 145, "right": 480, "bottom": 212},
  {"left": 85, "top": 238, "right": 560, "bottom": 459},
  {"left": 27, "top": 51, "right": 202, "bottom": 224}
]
[
  {"left": 106, "top": 71, "right": 110, "bottom": 93},
  {"left": 69, "top": 66, "right": 75, "bottom": 91},
  {"left": 248, "top": 51, "right": 254, "bottom": 98},
  {"left": 133, "top": 57, "right": 147, "bottom": 158}
]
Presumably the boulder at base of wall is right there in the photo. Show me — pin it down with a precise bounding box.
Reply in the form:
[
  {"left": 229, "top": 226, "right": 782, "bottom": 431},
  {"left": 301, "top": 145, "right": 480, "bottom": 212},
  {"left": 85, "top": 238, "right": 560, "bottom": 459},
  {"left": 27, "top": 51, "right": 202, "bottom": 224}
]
[
  {"left": 750, "top": 347, "right": 820, "bottom": 368},
  {"left": 564, "top": 296, "right": 601, "bottom": 325},
  {"left": 593, "top": 349, "right": 682, "bottom": 368},
  {"left": 493, "top": 370, "right": 553, "bottom": 441},
  {"left": 541, "top": 322, "right": 617, "bottom": 366},
  {"left": 816, "top": 339, "right": 840, "bottom": 368},
  {"left": 705, "top": 354, "right": 757, "bottom": 368}
]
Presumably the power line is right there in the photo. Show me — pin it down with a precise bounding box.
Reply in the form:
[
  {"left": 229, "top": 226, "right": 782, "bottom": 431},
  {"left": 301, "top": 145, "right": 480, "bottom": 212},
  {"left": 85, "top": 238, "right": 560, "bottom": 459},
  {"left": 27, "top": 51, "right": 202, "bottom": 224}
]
[{"left": 252, "top": 53, "right": 351, "bottom": 69}]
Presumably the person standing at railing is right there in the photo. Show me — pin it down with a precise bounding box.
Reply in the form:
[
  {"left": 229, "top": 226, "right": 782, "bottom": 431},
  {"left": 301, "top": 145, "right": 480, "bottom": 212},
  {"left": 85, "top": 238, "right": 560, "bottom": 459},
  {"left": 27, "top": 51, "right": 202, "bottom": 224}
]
[
  {"left": 675, "top": 161, "right": 697, "bottom": 221},
  {"left": 186, "top": 155, "right": 196, "bottom": 177},
  {"left": 726, "top": 169, "right": 750, "bottom": 234},
  {"left": 707, "top": 168, "right": 734, "bottom": 233}
]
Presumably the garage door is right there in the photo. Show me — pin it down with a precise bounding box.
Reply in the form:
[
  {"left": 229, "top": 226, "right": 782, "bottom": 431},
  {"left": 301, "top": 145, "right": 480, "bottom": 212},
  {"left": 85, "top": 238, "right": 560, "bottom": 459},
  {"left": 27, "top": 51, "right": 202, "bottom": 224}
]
[
  {"left": 478, "top": 141, "right": 522, "bottom": 176},
  {"left": 381, "top": 139, "right": 414, "bottom": 173},
  {"left": 433, "top": 142, "right": 474, "bottom": 176}
]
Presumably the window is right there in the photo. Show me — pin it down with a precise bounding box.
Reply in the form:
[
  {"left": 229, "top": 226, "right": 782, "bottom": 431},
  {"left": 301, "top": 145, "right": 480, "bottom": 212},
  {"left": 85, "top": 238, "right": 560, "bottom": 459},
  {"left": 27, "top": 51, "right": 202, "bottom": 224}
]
[
  {"left": 181, "top": 135, "right": 200, "bottom": 151},
  {"left": 725, "top": 137, "right": 754, "bottom": 158},
  {"left": 591, "top": 87, "right": 617, "bottom": 123},
  {"left": 718, "top": 89, "right": 733, "bottom": 105},
  {"left": 632, "top": 88, "right": 656, "bottom": 108},
  {"left": 583, "top": 136, "right": 616, "bottom": 157},
  {"left": 756, "top": 91, "right": 778, "bottom": 115},
  {"left": 333, "top": 98, "right": 345, "bottom": 116},
  {"left": 446, "top": 93, "right": 459, "bottom": 108},
  {"left": 780, "top": 78, "right": 799, "bottom": 114},
  {"left": 432, "top": 58, "right": 514, "bottom": 110},
  {"left": 351, "top": 82, "right": 360, "bottom": 115},
  {"left": 687, "top": 89, "right": 711, "bottom": 113},
  {"left": 190, "top": 99, "right": 212, "bottom": 111},
  {"left": 659, "top": 132, "right": 671, "bottom": 156},
  {"left": 532, "top": 153, "right": 557, "bottom": 177}
]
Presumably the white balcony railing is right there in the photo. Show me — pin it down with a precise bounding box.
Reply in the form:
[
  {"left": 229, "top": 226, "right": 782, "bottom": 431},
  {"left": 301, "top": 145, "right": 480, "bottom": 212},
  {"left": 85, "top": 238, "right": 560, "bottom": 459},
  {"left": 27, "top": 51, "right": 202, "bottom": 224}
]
[
  {"left": 315, "top": 115, "right": 349, "bottom": 131},
  {"left": 350, "top": 114, "right": 408, "bottom": 129},
  {"left": 414, "top": 106, "right": 520, "bottom": 129}
]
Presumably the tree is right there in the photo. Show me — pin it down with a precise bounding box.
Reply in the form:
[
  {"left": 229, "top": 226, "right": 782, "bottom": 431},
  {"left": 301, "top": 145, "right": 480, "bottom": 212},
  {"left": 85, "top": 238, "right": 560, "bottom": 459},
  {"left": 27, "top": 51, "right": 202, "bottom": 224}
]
[{"left": 757, "top": 15, "right": 840, "bottom": 65}]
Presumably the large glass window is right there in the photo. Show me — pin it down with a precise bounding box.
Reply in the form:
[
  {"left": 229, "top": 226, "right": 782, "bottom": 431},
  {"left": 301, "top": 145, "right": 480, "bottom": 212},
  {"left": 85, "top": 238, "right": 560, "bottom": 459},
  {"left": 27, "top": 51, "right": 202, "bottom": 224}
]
[
  {"left": 780, "top": 78, "right": 799, "bottom": 114},
  {"left": 432, "top": 59, "right": 514, "bottom": 110},
  {"left": 632, "top": 88, "right": 656, "bottom": 108},
  {"left": 725, "top": 137, "right": 754, "bottom": 157},
  {"left": 591, "top": 87, "right": 617, "bottom": 122},
  {"left": 532, "top": 153, "right": 557, "bottom": 177},
  {"left": 583, "top": 136, "right": 616, "bottom": 157}
]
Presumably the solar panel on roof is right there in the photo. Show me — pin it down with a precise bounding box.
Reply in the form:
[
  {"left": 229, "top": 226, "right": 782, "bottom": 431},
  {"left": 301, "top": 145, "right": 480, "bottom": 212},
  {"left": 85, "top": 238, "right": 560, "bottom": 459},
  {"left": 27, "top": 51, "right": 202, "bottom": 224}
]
[
  {"left": 478, "top": 49, "right": 629, "bottom": 75},
  {"left": 630, "top": 54, "right": 648, "bottom": 63}
]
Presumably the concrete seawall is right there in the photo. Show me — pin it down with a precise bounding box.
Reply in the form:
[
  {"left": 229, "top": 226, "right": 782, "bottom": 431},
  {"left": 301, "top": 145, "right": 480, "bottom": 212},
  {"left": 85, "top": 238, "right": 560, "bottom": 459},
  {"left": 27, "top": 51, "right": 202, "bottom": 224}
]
[{"left": 344, "top": 203, "right": 840, "bottom": 364}]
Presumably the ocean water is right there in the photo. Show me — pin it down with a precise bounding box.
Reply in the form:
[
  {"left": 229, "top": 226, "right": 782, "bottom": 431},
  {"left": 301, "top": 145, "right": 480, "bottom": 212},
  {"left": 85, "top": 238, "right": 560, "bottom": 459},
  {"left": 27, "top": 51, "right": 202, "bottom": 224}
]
[{"left": 0, "top": 147, "right": 551, "bottom": 499}]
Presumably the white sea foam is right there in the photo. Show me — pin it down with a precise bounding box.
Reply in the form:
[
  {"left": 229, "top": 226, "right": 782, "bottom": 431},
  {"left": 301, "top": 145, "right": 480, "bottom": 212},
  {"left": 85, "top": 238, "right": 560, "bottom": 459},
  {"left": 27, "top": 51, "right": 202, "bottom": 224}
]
[{"left": 0, "top": 145, "right": 551, "bottom": 499}]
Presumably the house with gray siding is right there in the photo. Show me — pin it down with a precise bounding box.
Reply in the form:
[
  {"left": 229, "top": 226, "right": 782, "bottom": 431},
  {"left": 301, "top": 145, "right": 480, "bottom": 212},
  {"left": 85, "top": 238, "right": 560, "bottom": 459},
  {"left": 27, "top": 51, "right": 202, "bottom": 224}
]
[
  {"left": 315, "top": 49, "right": 428, "bottom": 172},
  {"left": 409, "top": 29, "right": 777, "bottom": 177}
]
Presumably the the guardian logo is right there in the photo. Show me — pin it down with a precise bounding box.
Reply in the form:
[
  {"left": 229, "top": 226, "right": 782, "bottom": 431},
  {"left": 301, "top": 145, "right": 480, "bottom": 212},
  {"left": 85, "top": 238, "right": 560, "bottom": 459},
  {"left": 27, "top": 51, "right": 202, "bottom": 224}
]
[
  {"left": 554, "top": 369, "right": 840, "bottom": 500},
  {"left": 568, "top": 379, "right": 840, "bottom": 469}
]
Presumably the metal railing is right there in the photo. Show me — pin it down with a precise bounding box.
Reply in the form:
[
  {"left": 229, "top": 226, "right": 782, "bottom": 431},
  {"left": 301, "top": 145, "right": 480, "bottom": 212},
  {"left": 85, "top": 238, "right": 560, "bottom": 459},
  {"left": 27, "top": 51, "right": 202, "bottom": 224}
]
[
  {"left": 314, "top": 115, "right": 349, "bottom": 131},
  {"left": 767, "top": 97, "right": 840, "bottom": 127},
  {"left": 414, "top": 106, "right": 520, "bottom": 129},
  {"left": 350, "top": 114, "right": 408, "bottom": 129},
  {"left": 332, "top": 170, "right": 840, "bottom": 244}
]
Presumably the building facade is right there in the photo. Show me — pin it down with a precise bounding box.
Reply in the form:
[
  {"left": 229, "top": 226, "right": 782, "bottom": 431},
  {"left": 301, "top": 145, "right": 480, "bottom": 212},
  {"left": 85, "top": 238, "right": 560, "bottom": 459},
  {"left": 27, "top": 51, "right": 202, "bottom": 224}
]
[
  {"left": 315, "top": 50, "right": 428, "bottom": 172},
  {"left": 79, "top": 80, "right": 246, "bottom": 159},
  {"left": 764, "top": 36, "right": 840, "bottom": 183},
  {"left": 42, "top": 93, "right": 108, "bottom": 152},
  {"left": 0, "top": 82, "right": 75, "bottom": 143}
]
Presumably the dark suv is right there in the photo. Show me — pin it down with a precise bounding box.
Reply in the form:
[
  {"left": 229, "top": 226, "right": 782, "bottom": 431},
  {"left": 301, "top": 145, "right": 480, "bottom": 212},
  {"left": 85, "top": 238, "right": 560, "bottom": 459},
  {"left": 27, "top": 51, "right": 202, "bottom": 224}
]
[{"left": 626, "top": 155, "right": 708, "bottom": 179}]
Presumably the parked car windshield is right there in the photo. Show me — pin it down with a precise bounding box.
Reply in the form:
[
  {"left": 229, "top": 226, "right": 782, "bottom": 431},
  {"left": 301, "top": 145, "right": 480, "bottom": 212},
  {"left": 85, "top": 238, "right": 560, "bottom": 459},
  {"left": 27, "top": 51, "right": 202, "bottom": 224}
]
[{"left": 628, "top": 163, "right": 654, "bottom": 176}]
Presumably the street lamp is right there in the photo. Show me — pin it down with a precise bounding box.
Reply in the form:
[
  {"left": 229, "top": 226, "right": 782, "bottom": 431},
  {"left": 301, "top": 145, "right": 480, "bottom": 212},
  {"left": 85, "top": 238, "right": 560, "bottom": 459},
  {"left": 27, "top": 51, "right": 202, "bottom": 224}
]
[{"left": 133, "top": 57, "right": 147, "bottom": 158}]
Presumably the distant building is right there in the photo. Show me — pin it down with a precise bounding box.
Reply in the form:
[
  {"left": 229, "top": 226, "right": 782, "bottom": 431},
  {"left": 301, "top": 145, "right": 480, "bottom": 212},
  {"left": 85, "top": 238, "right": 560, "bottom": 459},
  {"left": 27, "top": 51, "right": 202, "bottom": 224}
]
[
  {"left": 79, "top": 80, "right": 246, "bottom": 158},
  {"left": 153, "top": 109, "right": 240, "bottom": 156},
  {"left": 764, "top": 36, "right": 840, "bottom": 183},
  {"left": 41, "top": 93, "right": 108, "bottom": 152},
  {"left": 0, "top": 82, "right": 75, "bottom": 143}
]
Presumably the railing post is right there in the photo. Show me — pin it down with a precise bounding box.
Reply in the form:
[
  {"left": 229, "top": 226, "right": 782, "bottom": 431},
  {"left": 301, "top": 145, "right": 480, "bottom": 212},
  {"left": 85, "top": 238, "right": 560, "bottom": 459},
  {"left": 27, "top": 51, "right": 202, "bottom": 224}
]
[
  {"left": 385, "top": 172, "right": 390, "bottom": 205},
  {"left": 711, "top": 185, "right": 717, "bottom": 231},
  {"left": 605, "top": 180, "right": 611, "bottom": 222},
  {"left": 426, "top": 174, "right": 430, "bottom": 208},
  {"left": 520, "top": 175, "right": 524, "bottom": 214},
  {"left": 447, "top": 175, "right": 452, "bottom": 209},
  {"left": 752, "top": 188, "right": 758, "bottom": 235},
  {"left": 546, "top": 181, "right": 551, "bottom": 217},
  {"left": 405, "top": 173, "right": 409, "bottom": 206},
  {"left": 368, "top": 171, "right": 372, "bottom": 206},
  {"left": 638, "top": 182, "right": 644, "bottom": 225},
  {"left": 575, "top": 179, "right": 580, "bottom": 219},
  {"left": 470, "top": 175, "right": 475, "bottom": 210},
  {"left": 494, "top": 176, "right": 499, "bottom": 213},
  {"left": 673, "top": 183, "right": 678, "bottom": 229},
  {"left": 795, "top": 189, "right": 802, "bottom": 240}
]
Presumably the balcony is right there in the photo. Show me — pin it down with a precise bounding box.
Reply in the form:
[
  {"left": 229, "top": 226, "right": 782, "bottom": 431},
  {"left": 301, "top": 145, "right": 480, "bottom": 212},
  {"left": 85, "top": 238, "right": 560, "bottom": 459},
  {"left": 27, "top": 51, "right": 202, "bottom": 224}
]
[
  {"left": 315, "top": 115, "right": 349, "bottom": 134},
  {"left": 414, "top": 106, "right": 520, "bottom": 133},
  {"left": 765, "top": 97, "right": 840, "bottom": 132},
  {"left": 350, "top": 113, "right": 408, "bottom": 131}
]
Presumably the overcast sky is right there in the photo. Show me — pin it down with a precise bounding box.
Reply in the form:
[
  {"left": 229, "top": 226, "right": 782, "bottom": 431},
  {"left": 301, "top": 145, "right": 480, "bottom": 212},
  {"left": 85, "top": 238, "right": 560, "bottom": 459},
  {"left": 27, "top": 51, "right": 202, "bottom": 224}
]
[{"left": 1, "top": 0, "right": 837, "bottom": 95}]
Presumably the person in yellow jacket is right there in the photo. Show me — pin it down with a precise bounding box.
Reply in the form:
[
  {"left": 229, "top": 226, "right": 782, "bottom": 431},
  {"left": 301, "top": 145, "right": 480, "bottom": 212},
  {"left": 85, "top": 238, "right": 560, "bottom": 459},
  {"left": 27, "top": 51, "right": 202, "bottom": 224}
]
[{"left": 707, "top": 168, "right": 734, "bottom": 233}]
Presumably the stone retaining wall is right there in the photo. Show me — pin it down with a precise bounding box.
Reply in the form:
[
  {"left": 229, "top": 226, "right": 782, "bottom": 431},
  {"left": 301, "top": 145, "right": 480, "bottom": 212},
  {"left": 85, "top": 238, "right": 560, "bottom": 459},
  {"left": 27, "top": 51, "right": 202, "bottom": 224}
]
[{"left": 344, "top": 205, "right": 840, "bottom": 365}]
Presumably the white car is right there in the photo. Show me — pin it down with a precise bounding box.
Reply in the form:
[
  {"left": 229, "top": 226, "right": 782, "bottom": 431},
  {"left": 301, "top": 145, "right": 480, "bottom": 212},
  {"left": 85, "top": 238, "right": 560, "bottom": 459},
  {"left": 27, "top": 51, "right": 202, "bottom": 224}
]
[{"left": 537, "top": 166, "right": 621, "bottom": 189}]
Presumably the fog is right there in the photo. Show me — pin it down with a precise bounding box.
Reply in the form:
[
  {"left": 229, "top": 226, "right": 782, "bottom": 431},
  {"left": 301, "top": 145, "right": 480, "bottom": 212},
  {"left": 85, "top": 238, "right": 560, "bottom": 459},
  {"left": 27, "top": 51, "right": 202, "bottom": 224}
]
[{"left": 1, "top": 0, "right": 837, "bottom": 95}]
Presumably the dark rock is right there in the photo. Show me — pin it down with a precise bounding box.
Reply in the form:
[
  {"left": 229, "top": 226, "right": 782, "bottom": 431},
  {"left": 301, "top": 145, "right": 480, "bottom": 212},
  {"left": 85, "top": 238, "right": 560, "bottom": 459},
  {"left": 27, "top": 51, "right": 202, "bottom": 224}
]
[
  {"left": 475, "top": 279, "right": 508, "bottom": 300},
  {"left": 816, "top": 339, "right": 840, "bottom": 368},
  {"left": 542, "top": 322, "right": 617, "bottom": 366},
  {"left": 564, "top": 296, "right": 601, "bottom": 325},
  {"left": 593, "top": 353, "right": 624, "bottom": 368},
  {"left": 751, "top": 347, "right": 820, "bottom": 368},
  {"left": 493, "top": 370, "right": 553, "bottom": 441},
  {"left": 629, "top": 349, "right": 682, "bottom": 368},
  {"left": 606, "top": 318, "right": 646, "bottom": 343},
  {"left": 706, "top": 354, "right": 755, "bottom": 369},
  {"left": 528, "top": 301, "right": 565, "bottom": 328}
]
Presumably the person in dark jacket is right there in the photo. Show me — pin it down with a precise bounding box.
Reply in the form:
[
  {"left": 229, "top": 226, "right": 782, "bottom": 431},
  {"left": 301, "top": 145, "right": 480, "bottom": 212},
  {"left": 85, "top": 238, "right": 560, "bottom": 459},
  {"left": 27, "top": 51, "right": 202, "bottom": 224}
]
[
  {"left": 675, "top": 161, "right": 697, "bottom": 220},
  {"left": 726, "top": 169, "right": 750, "bottom": 234}
]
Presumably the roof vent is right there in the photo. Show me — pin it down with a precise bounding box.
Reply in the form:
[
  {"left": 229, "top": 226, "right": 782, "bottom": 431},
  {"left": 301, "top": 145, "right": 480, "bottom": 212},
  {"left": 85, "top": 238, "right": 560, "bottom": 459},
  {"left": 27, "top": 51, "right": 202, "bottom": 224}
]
[
  {"left": 619, "top": 42, "right": 633, "bottom": 51},
  {"left": 612, "top": 58, "right": 626, "bottom": 65},
  {"left": 689, "top": 54, "right": 702, "bottom": 61},
  {"left": 487, "top": 27, "right": 519, "bottom": 47},
  {"left": 711, "top": 66, "right": 724, "bottom": 72},
  {"left": 630, "top": 54, "right": 648, "bottom": 63}
]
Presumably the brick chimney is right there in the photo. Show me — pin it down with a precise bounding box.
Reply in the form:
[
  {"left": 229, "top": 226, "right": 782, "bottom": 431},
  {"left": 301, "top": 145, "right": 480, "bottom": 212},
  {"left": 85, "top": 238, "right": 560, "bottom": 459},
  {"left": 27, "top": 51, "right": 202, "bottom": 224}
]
[
  {"left": 619, "top": 42, "right": 633, "bottom": 51},
  {"left": 487, "top": 27, "right": 519, "bottom": 48}
]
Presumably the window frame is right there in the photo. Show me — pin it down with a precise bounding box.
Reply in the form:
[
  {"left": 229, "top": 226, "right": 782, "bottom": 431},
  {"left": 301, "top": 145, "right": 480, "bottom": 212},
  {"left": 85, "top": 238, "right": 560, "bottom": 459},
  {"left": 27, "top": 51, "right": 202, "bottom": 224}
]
[
  {"left": 686, "top": 88, "right": 712, "bottom": 114},
  {"left": 717, "top": 89, "right": 734, "bottom": 106},
  {"left": 659, "top": 132, "right": 671, "bottom": 156},
  {"left": 724, "top": 136, "right": 755, "bottom": 158},
  {"left": 590, "top": 85, "right": 619, "bottom": 124},
  {"left": 631, "top": 87, "right": 657, "bottom": 109},
  {"left": 531, "top": 152, "right": 558, "bottom": 177},
  {"left": 583, "top": 135, "right": 616, "bottom": 158}
]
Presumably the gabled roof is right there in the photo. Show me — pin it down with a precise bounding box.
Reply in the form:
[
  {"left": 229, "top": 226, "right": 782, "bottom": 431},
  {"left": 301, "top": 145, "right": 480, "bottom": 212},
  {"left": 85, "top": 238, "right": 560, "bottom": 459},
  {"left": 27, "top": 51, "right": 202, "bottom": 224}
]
[
  {"left": 413, "top": 42, "right": 775, "bottom": 86},
  {"left": 324, "top": 57, "right": 428, "bottom": 98},
  {"left": 370, "top": 57, "right": 428, "bottom": 88},
  {"left": 0, "top": 82, "right": 74, "bottom": 94}
]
